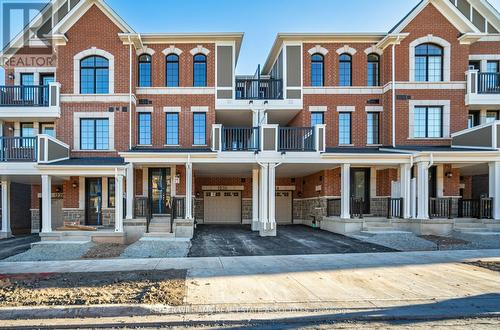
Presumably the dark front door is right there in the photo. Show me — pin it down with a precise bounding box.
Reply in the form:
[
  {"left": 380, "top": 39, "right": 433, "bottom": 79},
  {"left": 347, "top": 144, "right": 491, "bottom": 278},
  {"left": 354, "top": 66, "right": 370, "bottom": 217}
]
[
  {"left": 429, "top": 166, "right": 437, "bottom": 198},
  {"left": 351, "top": 168, "right": 371, "bottom": 214},
  {"left": 149, "top": 168, "right": 172, "bottom": 215},
  {"left": 39, "top": 74, "right": 55, "bottom": 105},
  {"left": 85, "top": 178, "right": 102, "bottom": 226}
]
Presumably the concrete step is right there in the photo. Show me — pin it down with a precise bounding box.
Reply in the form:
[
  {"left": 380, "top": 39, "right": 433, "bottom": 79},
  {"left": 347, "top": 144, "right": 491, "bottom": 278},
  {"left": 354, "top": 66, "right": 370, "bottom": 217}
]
[
  {"left": 361, "top": 230, "right": 412, "bottom": 234},
  {"left": 455, "top": 228, "right": 491, "bottom": 233},
  {"left": 142, "top": 233, "right": 175, "bottom": 240},
  {"left": 363, "top": 226, "right": 395, "bottom": 232},
  {"left": 455, "top": 222, "right": 487, "bottom": 228}
]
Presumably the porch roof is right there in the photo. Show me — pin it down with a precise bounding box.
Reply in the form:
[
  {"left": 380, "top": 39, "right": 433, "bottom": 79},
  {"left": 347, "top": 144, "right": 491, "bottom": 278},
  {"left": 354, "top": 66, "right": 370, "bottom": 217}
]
[
  {"left": 128, "top": 148, "right": 214, "bottom": 153},
  {"left": 45, "top": 157, "right": 127, "bottom": 166}
]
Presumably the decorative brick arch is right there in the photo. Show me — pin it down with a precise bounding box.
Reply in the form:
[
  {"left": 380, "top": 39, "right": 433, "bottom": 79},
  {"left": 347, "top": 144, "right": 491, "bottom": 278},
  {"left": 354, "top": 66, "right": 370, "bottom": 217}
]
[
  {"left": 73, "top": 47, "right": 115, "bottom": 94},
  {"left": 409, "top": 34, "right": 451, "bottom": 82},
  {"left": 137, "top": 47, "right": 156, "bottom": 56},
  {"left": 307, "top": 45, "right": 328, "bottom": 56},
  {"left": 364, "top": 46, "right": 383, "bottom": 56},
  {"left": 189, "top": 45, "right": 210, "bottom": 56},
  {"left": 162, "top": 45, "right": 183, "bottom": 56},
  {"left": 335, "top": 45, "right": 357, "bottom": 56}
]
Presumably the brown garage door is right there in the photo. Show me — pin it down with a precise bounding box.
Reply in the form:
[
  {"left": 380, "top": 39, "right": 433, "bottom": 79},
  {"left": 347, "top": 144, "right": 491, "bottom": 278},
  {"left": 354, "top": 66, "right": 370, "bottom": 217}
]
[
  {"left": 203, "top": 191, "right": 241, "bottom": 224},
  {"left": 276, "top": 191, "right": 293, "bottom": 224}
]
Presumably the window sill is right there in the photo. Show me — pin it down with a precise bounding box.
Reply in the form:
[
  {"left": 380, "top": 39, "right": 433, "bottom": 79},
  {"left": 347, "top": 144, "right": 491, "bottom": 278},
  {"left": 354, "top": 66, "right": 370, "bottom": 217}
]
[
  {"left": 137, "top": 144, "right": 153, "bottom": 147},
  {"left": 407, "top": 137, "right": 451, "bottom": 140},
  {"left": 366, "top": 144, "right": 383, "bottom": 147},
  {"left": 74, "top": 149, "right": 116, "bottom": 152},
  {"left": 338, "top": 144, "right": 354, "bottom": 147},
  {"left": 164, "top": 144, "right": 180, "bottom": 147},
  {"left": 192, "top": 144, "right": 208, "bottom": 147}
]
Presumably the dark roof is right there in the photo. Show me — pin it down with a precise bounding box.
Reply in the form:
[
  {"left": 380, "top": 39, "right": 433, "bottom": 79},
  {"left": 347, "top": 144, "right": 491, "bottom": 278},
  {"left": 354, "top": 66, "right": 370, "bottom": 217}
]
[
  {"left": 390, "top": 146, "right": 496, "bottom": 152},
  {"left": 128, "top": 147, "right": 214, "bottom": 153},
  {"left": 324, "top": 147, "right": 402, "bottom": 154},
  {"left": 388, "top": 0, "right": 424, "bottom": 33},
  {"left": 47, "top": 157, "right": 126, "bottom": 166},
  {"left": 324, "top": 146, "right": 497, "bottom": 154}
]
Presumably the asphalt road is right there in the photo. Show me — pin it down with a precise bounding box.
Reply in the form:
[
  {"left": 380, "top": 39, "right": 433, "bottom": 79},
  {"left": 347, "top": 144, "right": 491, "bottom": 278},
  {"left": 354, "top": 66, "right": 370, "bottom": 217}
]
[{"left": 0, "top": 235, "right": 40, "bottom": 260}]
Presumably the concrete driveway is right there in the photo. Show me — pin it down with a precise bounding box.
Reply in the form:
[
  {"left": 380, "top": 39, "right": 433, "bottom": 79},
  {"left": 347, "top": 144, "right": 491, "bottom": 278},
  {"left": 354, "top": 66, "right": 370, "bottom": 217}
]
[
  {"left": 0, "top": 235, "right": 40, "bottom": 260},
  {"left": 188, "top": 225, "right": 395, "bottom": 257}
]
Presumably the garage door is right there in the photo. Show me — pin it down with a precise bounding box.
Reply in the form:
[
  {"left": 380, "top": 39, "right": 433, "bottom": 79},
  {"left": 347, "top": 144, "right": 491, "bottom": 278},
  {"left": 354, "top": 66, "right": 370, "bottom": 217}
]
[
  {"left": 276, "top": 191, "right": 293, "bottom": 224},
  {"left": 204, "top": 191, "right": 241, "bottom": 224}
]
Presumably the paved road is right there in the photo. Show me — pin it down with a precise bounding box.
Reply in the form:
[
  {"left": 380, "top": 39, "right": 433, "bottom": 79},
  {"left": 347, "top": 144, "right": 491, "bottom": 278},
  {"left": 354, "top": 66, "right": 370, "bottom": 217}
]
[{"left": 0, "top": 235, "right": 39, "bottom": 260}]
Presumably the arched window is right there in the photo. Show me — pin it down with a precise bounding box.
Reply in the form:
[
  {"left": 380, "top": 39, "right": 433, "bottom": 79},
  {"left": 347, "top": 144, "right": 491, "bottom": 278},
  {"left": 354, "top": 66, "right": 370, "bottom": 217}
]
[
  {"left": 166, "top": 54, "right": 179, "bottom": 87},
  {"left": 311, "top": 54, "right": 324, "bottom": 87},
  {"left": 193, "top": 54, "right": 207, "bottom": 87},
  {"left": 138, "top": 54, "right": 152, "bottom": 87},
  {"left": 415, "top": 43, "right": 443, "bottom": 82},
  {"left": 80, "top": 56, "right": 109, "bottom": 94},
  {"left": 339, "top": 54, "right": 352, "bottom": 86},
  {"left": 367, "top": 54, "right": 380, "bottom": 86}
]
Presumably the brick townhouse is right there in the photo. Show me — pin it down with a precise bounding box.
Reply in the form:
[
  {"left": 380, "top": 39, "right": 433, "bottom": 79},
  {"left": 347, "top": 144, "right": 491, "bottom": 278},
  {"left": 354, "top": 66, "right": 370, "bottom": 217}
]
[{"left": 0, "top": 0, "right": 499, "bottom": 243}]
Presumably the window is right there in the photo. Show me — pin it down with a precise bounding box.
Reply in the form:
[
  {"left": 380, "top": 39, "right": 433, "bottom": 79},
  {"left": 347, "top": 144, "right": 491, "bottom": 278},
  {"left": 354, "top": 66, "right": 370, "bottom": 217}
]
[
  {"left": 80, "top": 56, "right": 109, "bottom": 94},
  {"left": 166, "top": 54, "right": 179, "bottom": 87},
  {"left": 193, "top": 112, "right": 206, "bottom": 145},
  {"left": 467, "top": 111, "right": 480, "bottom": 128},
  {"left": 415, "top": 44, "right": 443, "bottom": 82},
  {"left": 367, "top": 54, "right": 380, "bottom": 86},
  {"left": 311, "top": 54, "right": 324, "bottom": 86},
  {"left": 338, "top": 112, "right": 351, "bottom": 145},
  {"left": 20, "top": 73, "right": 34, "bottom": 101},
  {"left": 367, "top": 112, "right": 380, "bottom": 145},
  {"left": 166, "top": 113, "right": 179, "bottom": 145},
  {"left": 487, "top": 61, "right": 499, "bottom": 73},
  {"left": 21, "top": 123, "right": 34, "bottom": 137},
  {"left": 41, "top": 123, "right": 55, "bottom": 137},
  {"left": 413, "top": 106, "right": 443, "bottom": 138},
  {"left": 339, "top": 54, "right": 352, "bottom": 86},
  {"left": 469, "top": 60, "right": 481, "bottom": 71},
  {"left": 108, "top": 177, "right": 115, "bottom": 208},
  {"left": 311, "top": 112, "right": 324, "bottom": 126},
  {"left": 138, "top": 54, "right": 152, "bottom": 87},
  {"left": 20, "top": 73, "right": 34, "bottom": 86},
  {"left": 193, "top": 54, "right": 207, "bottom": 87},
  {"left": 137, "top": 113, "right": 151, "bottom": 145},
  {"left": 486, "top": 111, "right": 500, "bottom": 123},
  {"left": 80, "top": 118, "right": 109, "bottom": 150}
]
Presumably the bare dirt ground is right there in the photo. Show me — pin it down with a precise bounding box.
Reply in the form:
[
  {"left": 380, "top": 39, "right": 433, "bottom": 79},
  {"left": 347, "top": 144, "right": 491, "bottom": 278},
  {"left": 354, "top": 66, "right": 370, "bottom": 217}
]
[
  {"left": 465, "top": 261, "right": 500, "bottom": 272},
  {"left": 0, "top": 270, "right": 186, "bottom": 307},
  {"left": 81, "top": 243, "right": 128, "bottom": 259},
  {"left": 420, "top": 235, "right": 469, "bottom": 248}
]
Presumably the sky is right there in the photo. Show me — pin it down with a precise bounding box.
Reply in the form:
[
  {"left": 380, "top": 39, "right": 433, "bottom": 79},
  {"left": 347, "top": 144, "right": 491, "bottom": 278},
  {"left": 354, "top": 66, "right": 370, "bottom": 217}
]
[{"left": 1, "top": 0, "right": 499, "bottom": 82}]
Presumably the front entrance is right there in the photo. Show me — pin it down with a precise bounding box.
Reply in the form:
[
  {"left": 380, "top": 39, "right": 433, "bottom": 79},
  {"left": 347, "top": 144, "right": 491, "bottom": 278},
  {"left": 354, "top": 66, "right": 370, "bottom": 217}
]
[
  {"left": 85, "top": 178, "right": 102, "bottom": 226},
  {"left": 203, "top": 191, "right": 241, "bottom": 224},
  {"left": 276, "top": 191, "right": 293, "bottom": 224},
  {"left": 148, "top": 168, "right": 172, "bottom": 215},
  {"left": 351, "top": 168, "right": 370, "bottom": 214}
]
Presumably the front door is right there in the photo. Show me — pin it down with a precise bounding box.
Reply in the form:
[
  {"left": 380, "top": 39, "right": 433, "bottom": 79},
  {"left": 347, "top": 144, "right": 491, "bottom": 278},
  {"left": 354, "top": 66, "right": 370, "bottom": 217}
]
[
  {"left": 429, "top": 166, "right": 437, "bottom": 198},
  {"left": 39, "top": 74, "right": 55, "bottom": 105},
  {"left": 351, "top": 168, "right": 371, "bottom": 214},
  {"left": 85, "top": 178, "right": 102, "bottom": 226},
  {"left": 149, "top": 168, "right": 172, "bottom": 215}
]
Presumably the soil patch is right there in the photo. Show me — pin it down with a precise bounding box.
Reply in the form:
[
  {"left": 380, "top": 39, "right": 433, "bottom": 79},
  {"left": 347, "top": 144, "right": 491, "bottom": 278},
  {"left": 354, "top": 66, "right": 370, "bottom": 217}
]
[
  {"left": 81, "top": 243, "right": 128, "bottom": 259},
  {"left": 0, "top": 270, "right": 186, "bottom": 307},
  {"left": 465, "top": 261, "right": 500, "bottom": 272},
  {"left": 419, "top": 235, "right": 469, "bottom": 248}
]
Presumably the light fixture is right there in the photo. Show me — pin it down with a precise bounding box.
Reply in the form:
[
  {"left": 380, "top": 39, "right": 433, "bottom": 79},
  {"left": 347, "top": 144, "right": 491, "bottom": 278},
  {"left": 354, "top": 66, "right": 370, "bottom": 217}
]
[
  {"left": 445, "top": 172, "right": 453, "bottom": 178},
  {"left": 249, "top": 100, "right": 253, "bottom": 105},
  {"left": 8, "top": 73, "right": 14, "bottom": 80},
  {"left": 72, "top": 182, "right": 78, "bottom": 188},
  {"left": 264, "top": 100, "right": 268, "bottom": 105}
]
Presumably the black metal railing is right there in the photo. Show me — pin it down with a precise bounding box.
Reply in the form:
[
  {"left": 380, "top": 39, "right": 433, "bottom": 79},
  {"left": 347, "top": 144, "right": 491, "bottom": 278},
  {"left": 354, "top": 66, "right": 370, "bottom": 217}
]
[
  {"left": 235, "top": 78, "right": 283, "bottom": 100},
  {"left": 387, "top": 198, "right": 404, "bottom": 219},
  {"left": 222, "top": 127, "right": 260, "bottom": 151},
  {"left": 0, "top": 137, "right": 37, "bottom": 162},
  {"left": 278, "top": 127, "right": 315, "bottom": 151},
  {"left": 326, "top": 198, "right": 341, "bottom": 217},
  {"left": 478, "top": 73, "right": 500, "bottom": 94},
  {"left": 429, "top": 198, "right": 454, "bottom": 219},
  {"left": 172, "top": 197, "right": 185, "bottom": 219},
  {"left": 0, "top": 85, "right": 50, "bottom": 106},
  {"left": 350, "top": 197, "right": 364, "bottom": 219},
  {"left": 134, "top": 197, "right": 152, "bottom": 232},
  {"left": 458, "top": 198, "right": 493, "bottom": 219}
]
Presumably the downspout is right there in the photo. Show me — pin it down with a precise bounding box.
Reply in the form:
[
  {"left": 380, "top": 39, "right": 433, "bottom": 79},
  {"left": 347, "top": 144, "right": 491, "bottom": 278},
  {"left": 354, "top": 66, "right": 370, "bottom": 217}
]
[
  {"left": 128, "top": 36, "right": 133, "bottom": 150},
  {"left": 391, "top": 35, "right": 401, "bottom": 148}
]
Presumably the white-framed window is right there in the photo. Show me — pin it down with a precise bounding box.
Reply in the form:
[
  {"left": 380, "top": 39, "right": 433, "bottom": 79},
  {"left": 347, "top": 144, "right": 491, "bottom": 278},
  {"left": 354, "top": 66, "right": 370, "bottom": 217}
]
[
  {"left": 409, "top": 100, "right": 450, "bottom": 139},
  {"left": 409, "top": 35, "right": 451, "bottom": 82}
]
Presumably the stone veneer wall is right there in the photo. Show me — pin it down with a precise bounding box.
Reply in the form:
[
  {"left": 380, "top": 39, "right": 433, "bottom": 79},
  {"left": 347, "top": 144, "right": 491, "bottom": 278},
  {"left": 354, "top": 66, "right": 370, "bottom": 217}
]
[
  {"left": 101, "top": 208, "right": 115, "bottom": 227},
  {"left": 63, "top": 209, "right": 85, "bottom": 225},
  {"left": 242, "top": 199, "right": 252, "bottom": 222},
  {"left": 30, "top": 209, "right": 40, "bottom": 233},
  {"left": 194, "top": 198, "right": 203, "bottom": 222},
  {"left": 294, "top": 198, "right": 328, "bottom": 225},
  {"left": 370, "top": 198, "right": 389, "bottom": 217}
]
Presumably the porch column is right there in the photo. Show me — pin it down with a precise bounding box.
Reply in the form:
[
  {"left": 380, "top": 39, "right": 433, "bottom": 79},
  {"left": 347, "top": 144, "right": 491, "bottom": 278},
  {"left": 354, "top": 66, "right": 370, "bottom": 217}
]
[
  {"left": 489, "top": 162, "right": 500, "bottom": 220},
  {"left": 114, "top": 174, "right": 124, "bottom": 232},
  {"left": 1, "top": 181, "right": 11, "bottom": 238},
  {"left": 416, "top": 162, "right": 429, "bottom": 220},
  {"left": 262, "top": 163, "right": 277, "bottom": 236},
  {"left": 400, "top": 163, "right": 412, "bottom": 219},
  {"left": 251, "top": 168, "right": 259, "bottom": 231},
  {"left": 259, "top": 163, "right": 269, "bottom": 226},
  {"left": 41, "top": 175, "right": 52, "bottom": 233},
  {"left": 126, "top": 164, "right": 134, "bottom": 220},
  {"left": 185, "top": 163, "right": 193, "bottom": 220},
  {"left": 340, "top": 163, "right": 350, "bottom": 219}
]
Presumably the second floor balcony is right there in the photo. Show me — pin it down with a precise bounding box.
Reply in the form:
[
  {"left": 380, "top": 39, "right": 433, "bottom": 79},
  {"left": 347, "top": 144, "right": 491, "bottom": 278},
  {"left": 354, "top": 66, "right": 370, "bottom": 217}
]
[
  {"left": 0, "top": 83, "right": 61, "bottom": 119},
  {"left": 466, "top": 70, "right": 500, "bottom": 106},
  {"left": 0, "top": 135, "right": 69, "bottom": 163},
  {"left": 235, "top": 77, "right": 283, "bottom": 100}
]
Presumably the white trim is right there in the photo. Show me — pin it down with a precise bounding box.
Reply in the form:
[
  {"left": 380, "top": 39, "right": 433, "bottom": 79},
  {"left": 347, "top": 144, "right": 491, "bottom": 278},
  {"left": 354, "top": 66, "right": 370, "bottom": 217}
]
[
  {"left": 337, "top": 106, "right": 355, "bottom": 112},
  {"left": 202, "top": 186, "right": 244, "bottom": 191},
  {"left": 162, "top": 46, "right": 183, "bottom": 56},
  {"left": 191, "top": 106, "right": 209, "bottom": 112},
  {"left": 61, "top": 94, "right": 135, "bottom": 103},
  {"left": 308, "top": 106, "right": 327, "bottom": 112},
  {"left": 137, "top": 47, "right": 156, "bottom": 56},
  {"left": 408, "top": 100, "right": 451, "bottom": 139},
  {"left": 409, "top": 35, "right": 451, "bottom": 82},
  {"left": 136, "top": 107, "right": 154, "bottom": 113},
  {"left": 336, "top": 45, "right": 357, "bottom": 56},
  {"left": 307, "top": 45, "right": 328, "bottom": 56},
  {"left": 73, "top": 48, "right": 115, "bottom": 94},
  {"left": 163, "top": 106, "right": 182, "bottom": 113},
  {"left": 365, "top": 106, "right": 383, "bottom": 112},
  {"left": 303, "top": 87, "right": 383, "bottom": 94},
  {"left": 136, "top": 87, "right": 215, "bottom": 95},
  {"left": 469, "top": 54, "right": 500, "bottom": 61},
  {"left": 189, "top": 45, "right": 210, "bottom": 56},
  {"left": 364, "top": 46, "right": 383, "bottom": 56},
  {"left": 276, "top": 186, "right": 296, "bottom": 191},
  {"left": 73, "top": 112, "right": 115, "bottom": 151},
  {"left": 14, "top": 67, "right": 56, "bottom": 86}
]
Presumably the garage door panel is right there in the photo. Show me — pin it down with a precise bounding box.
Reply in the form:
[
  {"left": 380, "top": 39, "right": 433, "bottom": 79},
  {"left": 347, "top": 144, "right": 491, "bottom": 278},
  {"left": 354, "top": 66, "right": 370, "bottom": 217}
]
[
  {"left": 276, "top": 191, "right": 292, "bottom": 224},
  {"left": 204, "top": 191, "right": 241, "bottom": 224}
]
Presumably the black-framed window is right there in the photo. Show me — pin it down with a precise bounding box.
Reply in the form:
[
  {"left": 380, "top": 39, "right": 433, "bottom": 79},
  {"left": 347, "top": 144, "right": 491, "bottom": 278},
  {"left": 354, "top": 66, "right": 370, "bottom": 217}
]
[
  {"left": 166, "top": 54, "right": 179, "bottom": 87},
  {"left": 80, "top": 118, "right": 109, "bottom": 150},
  {"left": 415, "top": 43, "right": 443, "bottom": 82},
  {"left": 166, "top": 112, "right": 179, "bottom": 145},
  {"left": 311, "top": 112, "right": 324, "bottom": 126},
  {"left": 486, "top": 110, "right": 500, "bottom": 123},
  {"left": 311, "top": 53, "right": 324, "bottom": 87},
  {"left": 137, "top": 112, "right": 151, "bottom": 145},
  {"left": 193, "top": 54, "right": 207, "bottom": 87},
  {"left": 339, "top": 112, "right": 351, "bottom": 145},
  {"left": 193, "top": 112, "right": 206, "bottom": 145},
  {"left": 487, "top": 61, "right": 499, "bottom": 73},
  {"left": 367, "top": 54, "right": 380, "bottom": 86},
  {"left": 367, "top": 112, "right": 380, "bottom": 145},
  {"left": 467, "top": 111, "right": 480, "bottom": 128},
  {"left": 138, "top": 54, "right": 152, "bottom": 87},
  {"left": 20, "top": 73, "right": 35, "bottom": 101},
  {"left": 108, "top": 177, "right": 115, "bottom": 208},
  {"left": 339, "top": 54, "right": 352, "bottom": 86},
  {"left": 413, "top": 106, "right": 443, "bottom": 138},
  {"left": 80, "top": 56, "right": 109, "bottom": 94}
]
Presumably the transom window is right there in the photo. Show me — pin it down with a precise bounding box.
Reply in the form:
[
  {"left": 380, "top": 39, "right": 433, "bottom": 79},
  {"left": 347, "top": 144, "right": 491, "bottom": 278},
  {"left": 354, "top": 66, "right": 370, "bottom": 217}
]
[
  {"left": 338, "top": 112, "right": 352, "bottom": 145},
  {"left": 413, "top": 106, "right": 443, "bottom": 138},
  {"left": 339, "top": 54, "right": 352, "bottom": 87},
  {"left": 367, "top": 54, "right": 380, "bottom": 86},
  {"left": 367, "top": 112, "right": 380, "bottom": 145},
  {"left": 193, "top": 112, "right": 206, "bottom": 145},
  {"left": 193, "top": 54, "right": 207, "bottom": 87},
  {"left": 415, "top": 44, "right": 443, "bottom": 82},
  {"left": 80, "top": 56, "right": 109, "bottom": 94},
  {"left": 311, "top": 54, "right": 324, "bottom": 87},
  {"left": 138, "top": 113, "right": 152, "bottom": 145},
  {"left": 80, "top": 118, "right": 109, "bottom": 150},
  {"left": 138, "top": 54, "right": 152, "bottom": 87},
  {"left": 311, "top": 112, "right": 324, "bottom": 126},
  {"left": 166, "top": 54, "right": 179, "bottom": 87},
  {"left": 166, "top": 113, "right": 179, "bottom": 145}
]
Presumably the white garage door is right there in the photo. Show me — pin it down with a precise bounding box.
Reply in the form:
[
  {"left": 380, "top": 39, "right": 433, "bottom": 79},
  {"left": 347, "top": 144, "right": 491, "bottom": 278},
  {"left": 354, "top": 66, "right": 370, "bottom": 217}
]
[
  {"left": 276, "top": 191, "right": 293, "bottom": 224},
  {"left": 204, "top": 191, "right": 241, "bottom": 224}
]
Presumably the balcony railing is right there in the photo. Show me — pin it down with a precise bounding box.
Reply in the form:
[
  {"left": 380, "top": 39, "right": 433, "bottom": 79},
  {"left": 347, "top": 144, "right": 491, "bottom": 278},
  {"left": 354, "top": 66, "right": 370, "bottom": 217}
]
[
  {"left": 0, "top": 85, "right": 50, "bottom": 107},
  {"left": 429, "top": 197, "right": 494, "bottom": 219},
  {"left": 0, "top": 137, "right": 37, "bottom": 162},
  {"left": 222, "top": 127, "right": 259, "bottom": 151},
  {"left": 278, "top": 127, "right": 315, "bottom": 151},
  {"left": 235, "top": 78, "right": 283, "bottom": 100},
  {"left": 478, "top": 72, "right": 500, "bottom": 94}
]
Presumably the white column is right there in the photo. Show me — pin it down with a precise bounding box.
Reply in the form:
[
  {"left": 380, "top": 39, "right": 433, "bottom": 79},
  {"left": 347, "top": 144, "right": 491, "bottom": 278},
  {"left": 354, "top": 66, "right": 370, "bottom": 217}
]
[
  {"left": 340, "top": 164, "right": 351, "bottom": 219},
  {"left": 185, "top": 163, "right": 193, "bottom": 220},
  {"left": 259, "top": 163, "right": 269, "bottom": 226},
  {"left": 251, "top": 168, "right": 259, "bottom": 231},
  {"left": 268, "top": 164, "right": 277, "bottom": 224},
  {"left": 126, "top": 164, "right": 134, "bottom": 219},
  {"left": 489, "top": 162, "right": 500, "bottom": 220},
  {"left": 400, "top": 163, "right": 412, "bottom": 219},
  {"left": 416, "top": 162, "right": 429, "bottom": 220},
  {"left": 1, "top": 181, "right": 11, "bottom": 238},
  {"left": 114, "top": 174, "right": 124, "bottom": 232},
  {"left": 41, "top": 175, "right": 52, "bottom": 233}
]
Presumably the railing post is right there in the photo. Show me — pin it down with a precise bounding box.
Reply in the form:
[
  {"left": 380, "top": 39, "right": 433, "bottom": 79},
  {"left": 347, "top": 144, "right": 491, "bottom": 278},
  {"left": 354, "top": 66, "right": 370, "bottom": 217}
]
[
  {"left": 387, "top": 197, "right": 392, "bottom": 219},
  {"left": 448, "top": 198, "right": 453, "bottom": 219},
  {"left": 212, "top": 124, "right": 222, "bottom": 152},
  {"left": 314, "top": 124, "right": 326, "bottom": 152}
]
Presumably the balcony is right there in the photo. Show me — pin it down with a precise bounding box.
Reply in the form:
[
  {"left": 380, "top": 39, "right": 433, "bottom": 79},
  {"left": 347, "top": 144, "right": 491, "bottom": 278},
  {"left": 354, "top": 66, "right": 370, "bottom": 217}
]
[
  {"left": 0, "top": 83, "right": 61, "bottom": 119},
  {"left": 278, "top": 127, "right": 315, "bottom": 152},
  {"left": 0, "top": 135, "right": 69, "bottom": 163},
  {"left": 235, "top": 78, "right": 283, "bottom": 100},
  {"left": 221, "top": 127, "right": 260, "bottom": 151},
  {"left": 465, "top": 70, "right": 500, "bottom": 106}
]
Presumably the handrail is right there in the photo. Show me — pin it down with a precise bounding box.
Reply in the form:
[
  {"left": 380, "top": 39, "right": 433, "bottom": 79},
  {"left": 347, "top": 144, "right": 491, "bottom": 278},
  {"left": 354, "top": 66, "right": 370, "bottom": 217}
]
[
  {"left": 0, "top": 137, "right": 37, "bottom": 162},
  {"left": 350, "top": 197, "right": 364, "bottom": 219},
  {"left": 0, "top": 85, "right": 49, "bottom": 107},
  {"left": 235, "top": 78, "right": 283, "bottom": 100},
  {"left": 279, "top": 127, "right": 315, "bottom": 151},
  {"left": 387, "top": 197, "right": 404, "bottom": 219},
  {"left": 478, "top": 72, "right": 500, "bottom": 94},
  {"left": 222, "top": 127, "right": 259, "bottom": 151}
]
